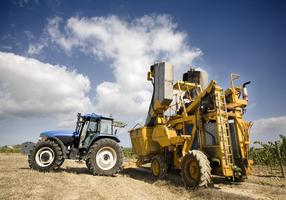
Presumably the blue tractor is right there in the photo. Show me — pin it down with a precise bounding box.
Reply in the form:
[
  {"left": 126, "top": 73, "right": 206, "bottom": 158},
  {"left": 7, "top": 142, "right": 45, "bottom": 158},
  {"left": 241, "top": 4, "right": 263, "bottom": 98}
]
[{"left": 28, "top": 113, "right": 124, "bottom": 176}]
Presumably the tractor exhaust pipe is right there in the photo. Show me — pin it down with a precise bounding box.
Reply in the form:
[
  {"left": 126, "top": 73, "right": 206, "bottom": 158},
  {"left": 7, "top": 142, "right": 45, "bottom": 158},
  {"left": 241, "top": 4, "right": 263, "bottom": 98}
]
[{"left": 242, "top": 81, "right": 251, "bottom": 101}]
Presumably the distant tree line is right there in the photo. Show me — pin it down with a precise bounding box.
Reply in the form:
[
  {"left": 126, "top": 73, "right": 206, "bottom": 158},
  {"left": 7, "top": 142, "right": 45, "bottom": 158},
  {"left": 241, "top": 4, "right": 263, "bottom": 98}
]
[{"left": 0, "top": 145, "right": 21, "bottom": 153}]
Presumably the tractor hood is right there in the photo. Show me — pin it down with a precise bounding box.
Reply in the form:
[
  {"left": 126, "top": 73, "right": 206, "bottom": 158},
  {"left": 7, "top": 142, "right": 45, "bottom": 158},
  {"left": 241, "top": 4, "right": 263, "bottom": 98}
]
[{"left": 40, "top": 130, "right": 77, "bottom": 138}]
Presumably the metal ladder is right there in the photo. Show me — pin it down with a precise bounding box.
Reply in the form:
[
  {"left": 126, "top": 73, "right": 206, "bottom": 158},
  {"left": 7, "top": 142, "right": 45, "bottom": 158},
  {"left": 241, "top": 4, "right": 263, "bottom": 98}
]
[{"left": 216, "top": 91, "right": 234, "bottom": 167}]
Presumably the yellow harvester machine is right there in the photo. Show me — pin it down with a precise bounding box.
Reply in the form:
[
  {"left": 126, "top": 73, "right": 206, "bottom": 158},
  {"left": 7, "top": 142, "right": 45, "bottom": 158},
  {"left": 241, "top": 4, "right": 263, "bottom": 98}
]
[{"left": 129, "top": 62, "right": 252, "bottom": 187}]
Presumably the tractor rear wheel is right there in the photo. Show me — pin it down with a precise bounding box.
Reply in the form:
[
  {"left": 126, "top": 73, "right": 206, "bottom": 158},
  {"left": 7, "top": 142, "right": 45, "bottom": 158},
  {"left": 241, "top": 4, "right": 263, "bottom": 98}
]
[
  {"left": 151, "top": 155, "right": 167, "bottom": 178},
  {"left": 85, "top": 157, "right": 92, "bottom": 172},
  {"left": 87, "top": 138, "right": 123, "bottom": 176},
  {"left": 28, "top": 140, "right": 64, "bottom": 172},
  {"left": 181, "top": 150, "right": 211, "bottom": 187}
]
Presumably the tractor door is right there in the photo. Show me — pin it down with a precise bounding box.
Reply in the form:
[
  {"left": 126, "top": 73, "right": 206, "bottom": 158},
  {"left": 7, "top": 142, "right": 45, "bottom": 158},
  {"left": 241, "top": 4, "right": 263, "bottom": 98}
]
[{"left": 80, "top": 119, "right": 99, "bottom": 149}]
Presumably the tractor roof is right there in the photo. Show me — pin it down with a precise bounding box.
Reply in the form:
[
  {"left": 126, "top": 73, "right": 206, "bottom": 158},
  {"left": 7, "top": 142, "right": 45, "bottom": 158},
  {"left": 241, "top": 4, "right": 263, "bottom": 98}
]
[{"left": 82, "top": 113, "right": 113, "bottom": 120}]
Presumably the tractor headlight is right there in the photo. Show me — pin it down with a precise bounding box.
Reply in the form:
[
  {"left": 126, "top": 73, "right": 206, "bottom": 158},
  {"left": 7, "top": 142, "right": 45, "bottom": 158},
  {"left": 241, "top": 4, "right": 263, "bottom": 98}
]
[{"left": 38, "top": 137, "right": 43, "bottom": 141}]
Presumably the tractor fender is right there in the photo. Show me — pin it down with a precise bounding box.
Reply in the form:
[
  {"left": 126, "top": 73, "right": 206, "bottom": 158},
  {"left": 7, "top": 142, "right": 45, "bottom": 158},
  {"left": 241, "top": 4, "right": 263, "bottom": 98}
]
[
  {"left": 49, "top": 137, "right": 68, "bottom": 158},
  {"left": 87, "top": 135, "right": 120, "bottom": 152}
]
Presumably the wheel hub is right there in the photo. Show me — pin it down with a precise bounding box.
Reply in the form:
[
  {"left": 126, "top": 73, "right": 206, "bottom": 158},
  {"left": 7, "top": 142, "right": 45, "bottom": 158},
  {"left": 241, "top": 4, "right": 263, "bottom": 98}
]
[
  {"left": 104, "top": 154, "right": 110, "bottom": 161},
  {"left": 41, "top": 152, "right": 50, "bottom": 162},
  {"left": 152, "top": 159, "right": 160, "bottom": 176},
  {"left": 35, "top": 147, "right": 55, "bottom": 167},
  {"left": 96, "top": 147, "right": 117, "bottom": 170},
  {"left": 189, "top": 160, "right": 200, "bottom": 180}
]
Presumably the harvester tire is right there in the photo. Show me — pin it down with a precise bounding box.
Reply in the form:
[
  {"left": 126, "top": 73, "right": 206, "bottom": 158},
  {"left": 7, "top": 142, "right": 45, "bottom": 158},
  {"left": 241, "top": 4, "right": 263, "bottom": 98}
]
[
  {"left": 28, "top": 140, "right": 64, "bottom": 172},
  {"left": 181, "top": 150, "right": 211, "bottom": 187},
  {"left": 151, "top": 155, "right": 167, "bottom": 178},
  {"left": 87, "top": 138, "right": 123, "bottom": 176}
]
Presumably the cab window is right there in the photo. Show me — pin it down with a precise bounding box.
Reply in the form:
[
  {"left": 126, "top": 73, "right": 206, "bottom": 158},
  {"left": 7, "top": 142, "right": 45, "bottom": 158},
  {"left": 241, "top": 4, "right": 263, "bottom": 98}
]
[
  {"left": 88, "top": 120, "right": 98, "bottom": 133},
  {"left": 100, "top": 119, "right": 112, "bottom": 134}
]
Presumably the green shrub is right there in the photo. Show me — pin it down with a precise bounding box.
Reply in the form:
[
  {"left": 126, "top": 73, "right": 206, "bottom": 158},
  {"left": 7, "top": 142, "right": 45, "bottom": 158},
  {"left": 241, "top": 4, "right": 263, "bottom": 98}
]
[
  {"left": 250, "top": 135, "right": 286, "bottom": 166},
  {"left": 122, "top": 147, "right": 135, "bottom": 158},
  {"left": 0, "top": 145, "right": 21, "bottom": 153}
]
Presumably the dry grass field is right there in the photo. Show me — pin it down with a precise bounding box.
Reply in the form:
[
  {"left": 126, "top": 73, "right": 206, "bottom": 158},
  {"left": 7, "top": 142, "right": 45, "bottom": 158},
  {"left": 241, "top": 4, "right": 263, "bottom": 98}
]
[{"left": 0, "top": 153, "right": 285, "bottom": 200}]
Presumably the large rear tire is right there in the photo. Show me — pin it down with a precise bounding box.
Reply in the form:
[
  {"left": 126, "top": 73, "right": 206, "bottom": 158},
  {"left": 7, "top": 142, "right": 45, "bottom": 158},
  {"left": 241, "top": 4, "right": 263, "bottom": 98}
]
[
  {"left": 87, "top": 138, "right": 123, "bottom": 176},
  {"left": 85, "top": 157, "right": 92, "bottom": 172},
  {"left": 181, "top": 150, "right": 211, "bottom": 187},
  {"left": 28, "top": 140, "right": 64, "bottom": 171}
]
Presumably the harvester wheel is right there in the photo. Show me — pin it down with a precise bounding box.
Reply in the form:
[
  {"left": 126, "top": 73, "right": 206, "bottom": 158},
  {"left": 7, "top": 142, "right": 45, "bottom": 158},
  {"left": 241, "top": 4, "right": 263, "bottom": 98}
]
[
  {"left": 87, "top": 138, "right": 123, "bottom": 176},
  {"left": 28, "top": 140, "right": 64, "bottom": 172},
  {"left": 181, "top": 150, "right": 211, "bottom": 187},
  {"left": 151, "top": 155, "right": 167, "bottom": 178}
]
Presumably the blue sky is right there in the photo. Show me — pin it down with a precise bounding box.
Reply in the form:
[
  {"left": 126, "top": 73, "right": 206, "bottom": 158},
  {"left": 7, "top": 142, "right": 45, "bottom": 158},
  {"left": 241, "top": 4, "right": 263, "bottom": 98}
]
[{"left": 0, "top": 0, "right": 286, "bottom": 147}]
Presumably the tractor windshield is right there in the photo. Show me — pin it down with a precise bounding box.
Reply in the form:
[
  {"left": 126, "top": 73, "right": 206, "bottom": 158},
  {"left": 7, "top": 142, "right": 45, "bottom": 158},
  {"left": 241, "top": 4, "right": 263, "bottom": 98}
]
[{"left": 100, "top": 119, "right": 112, "bottom": 134}]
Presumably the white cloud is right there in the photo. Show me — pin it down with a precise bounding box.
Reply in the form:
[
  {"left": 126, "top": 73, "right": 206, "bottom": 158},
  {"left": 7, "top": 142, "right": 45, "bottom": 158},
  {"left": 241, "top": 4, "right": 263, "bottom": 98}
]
[
  {"left": 24, "top": 30, "right": 35, "bottom": 40},
  {"left": 0, "top": 45, "right": 12, "bottom": 50},
  {"left": 251, "top": 115, "right": 286, "bottom": 143},
  {"left": 14, "top": 0, "right": 32, "bottom": 7},
  {"left": 0, "top": 51, "right": 91, "bottom": 127},
  {"left": 27, "top": 43, "right": 45, "bottom": 55},
  {"left": 44, "top": 15, "right": 202, "bottom": 123},
  {"left": 46, "top": 16, "right": 80, "bottom": 53}
]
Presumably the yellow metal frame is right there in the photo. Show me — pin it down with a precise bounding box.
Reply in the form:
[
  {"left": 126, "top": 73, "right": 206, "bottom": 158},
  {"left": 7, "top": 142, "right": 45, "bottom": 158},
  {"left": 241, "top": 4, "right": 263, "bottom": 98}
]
[{"left": 130, "top": 69, "right": 252, "bottom": 178}]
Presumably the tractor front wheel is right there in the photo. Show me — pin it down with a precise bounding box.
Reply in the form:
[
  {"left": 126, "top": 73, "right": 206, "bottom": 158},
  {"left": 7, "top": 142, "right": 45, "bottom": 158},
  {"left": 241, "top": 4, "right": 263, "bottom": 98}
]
[
  {"left": 28, "top": 140, "right": 64, "bottom": 171},
  {"left": 181, "top": 150, "right": 211, "bottom": 187},
  {"left": 151, "top": 155, "right": 167, "bottom": 178},
  {"left": 87, "top": 138, "right": 123, "bottom": 176}
]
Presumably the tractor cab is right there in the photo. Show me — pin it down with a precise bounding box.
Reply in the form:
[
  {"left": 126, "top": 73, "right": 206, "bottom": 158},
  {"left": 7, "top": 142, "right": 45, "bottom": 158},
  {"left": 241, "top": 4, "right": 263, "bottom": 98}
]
[{"left": 75, "top": 113, "right": 114, "bottom": 149}]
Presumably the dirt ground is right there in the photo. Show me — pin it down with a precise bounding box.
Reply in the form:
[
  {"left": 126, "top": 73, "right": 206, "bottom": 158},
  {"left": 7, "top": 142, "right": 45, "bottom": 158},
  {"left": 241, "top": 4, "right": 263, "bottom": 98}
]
[{"left": 0, "top": 153, "right": 285, "bottom": 200}]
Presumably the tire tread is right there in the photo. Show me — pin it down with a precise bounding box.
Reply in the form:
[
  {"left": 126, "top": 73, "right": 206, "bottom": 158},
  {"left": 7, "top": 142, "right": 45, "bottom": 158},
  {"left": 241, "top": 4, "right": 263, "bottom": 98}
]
[{"left": 28, "top": 140, "right": 64, "bottom": 172}]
